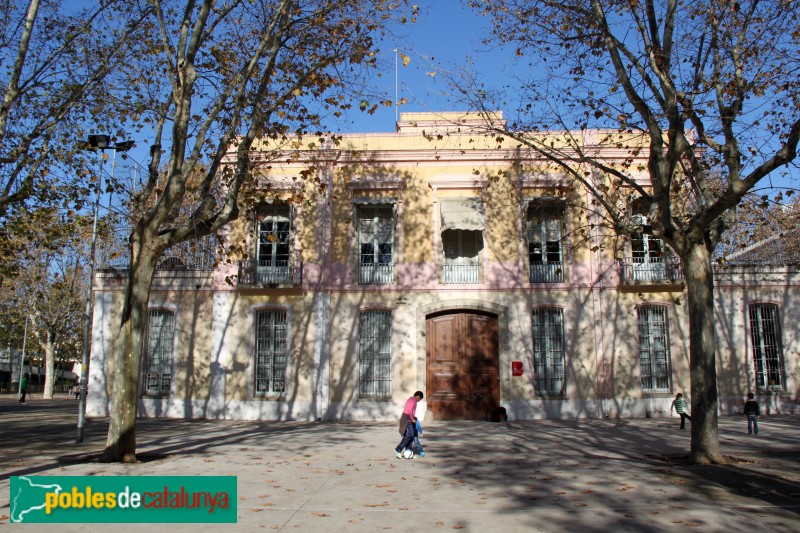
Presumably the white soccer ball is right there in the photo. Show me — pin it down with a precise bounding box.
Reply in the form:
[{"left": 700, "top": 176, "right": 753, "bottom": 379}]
[{"left": 403, "top": 449, "right": 414, "bottom": 459}]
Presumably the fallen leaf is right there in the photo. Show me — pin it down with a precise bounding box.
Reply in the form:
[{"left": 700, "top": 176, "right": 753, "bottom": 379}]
[{"left": 364, "top": 502, "right": 389, "bottom": 508}]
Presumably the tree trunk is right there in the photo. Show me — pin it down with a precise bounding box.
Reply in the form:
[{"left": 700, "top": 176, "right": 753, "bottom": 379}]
[
  {"left": 100, "top": 246, "right": 156, "bottom": 463},
  {"left": 43, "top": 330, "right": 55, "bottom": 399},
  {"left": 683, "top": 242, "right": 723, "bottom": 464}
]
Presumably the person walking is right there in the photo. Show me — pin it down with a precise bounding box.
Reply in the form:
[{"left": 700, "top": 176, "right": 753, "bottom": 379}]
[
  {"left": 671, "top": 392, "right": 691, "bottom": 430},
  {"left": 18, "top": 373, "right": 29, "bottom": 404},
  {"left": 744, "top": 392, "right": 760, "bottom": 436},
  {"left": 394, "top": 391, "right": 423, "bottom": 459}
]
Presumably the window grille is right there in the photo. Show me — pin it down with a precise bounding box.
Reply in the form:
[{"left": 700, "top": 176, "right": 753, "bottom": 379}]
[
  {"left": 531, "top": 308, "right": 565, "bottom": 396},
  {"left": 358, "top": 205, "right": 394, "bottom": 285},
  {"left": 527, "top": 202, "right": 564, "bottom": 283},
  {"left": 255, "top": 309, "right": 287, "bottom": 397},
  {"left": 637, "top": 305, "right": 671, "bottom": 392},
  {"left": 359, "top": 310, "right": 392, "bottom": 399},
  {"left": 142, "top": 309, "right": 175, "bottom": 396},
  {"left": 749, "top": 304, "right": 786, "bottom": 391}
]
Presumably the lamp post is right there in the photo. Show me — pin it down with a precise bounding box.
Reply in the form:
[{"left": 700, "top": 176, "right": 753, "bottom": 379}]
[
  {"left": 77, "top": 134, "right": 133, "bottom": 443},
  {"left": 17, "top": 315, "right": 28, "bottom": 400}
]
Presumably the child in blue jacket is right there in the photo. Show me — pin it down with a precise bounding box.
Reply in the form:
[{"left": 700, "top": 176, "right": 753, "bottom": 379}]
[{"left": 413, "top": 419, "right": 425, "bottom": 457}]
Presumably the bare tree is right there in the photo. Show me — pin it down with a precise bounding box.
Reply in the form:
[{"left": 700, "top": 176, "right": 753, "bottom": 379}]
[
  {"left": 0, "top": 0, "right": 152, "bottom": 278},
  {"left": 102, "top": 0, "right": 413, "bottom": 462},
  {"left": 720, "top": 191, "right": 800, "bottom": 262},
  {"left": 463, "top": 0, "right": 800, "bottom": 463}
]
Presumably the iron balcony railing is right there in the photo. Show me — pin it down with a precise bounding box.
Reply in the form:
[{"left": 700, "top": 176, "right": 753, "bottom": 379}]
[
  {"left": 238, "top": 260, "right": 303, "bottom": 287},
  {"left": 98, "top": 231, "right": 218, "bottom": 272},
  {"left": 530, "top": 262, "right": 564, "bottom": 283},
  {"left": 442, "top": 262, "right": 481, "bottom": 284},
  {"left": 618, "top": 256, "right": 684, "bottom": 283},
  {"left": 358, "top": 263, "right": 394, "bottom": 285}
]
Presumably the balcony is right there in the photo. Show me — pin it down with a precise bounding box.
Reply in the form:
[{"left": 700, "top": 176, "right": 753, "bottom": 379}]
[
  {"left": 530, "top": 262, "right": 564, "bottom": 283},
  {"left": 442, "top": 262, "right": 481, "bottom": 284},
  {"left": 238, "top": 260, "right": 302, "bottom": 287},
  {"left": 358, "top": 263, "right": 394, "bottom": 285},
  {"left": 618, "top": 256, "right": 684, "bottom": 285}
]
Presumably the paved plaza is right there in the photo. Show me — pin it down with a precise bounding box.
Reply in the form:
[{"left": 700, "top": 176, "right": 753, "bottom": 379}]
[{"left": 1, "top": 394, "right": 799, "bottom": 532}]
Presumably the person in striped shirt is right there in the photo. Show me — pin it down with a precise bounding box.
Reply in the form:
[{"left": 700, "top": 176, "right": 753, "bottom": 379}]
[{"left": 671, "top": 392, "right": 691, "bottom": 430}]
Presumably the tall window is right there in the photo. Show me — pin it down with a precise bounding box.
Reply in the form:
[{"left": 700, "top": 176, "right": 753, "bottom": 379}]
[
  {"left": 527, "top": 201, "right": 564, "bottom": 283},
  {"left": 749, "top": 304, "right": 786, "bottom": 391},
  {"left": 442, "top": 230, "right": 482, "bottom": 283},
  {"left": 359, "top": 310, "right": 392, "bottom": 399},
  {"left": 142, "top": 309, "right": 175, "bottom": 396},
  {"left": 638, "top": 305, "right": 671, "bottom": 392},
  {"left": 257, "top": 204, "right": 291, "bottom": 283},
  {"left": 531, "top": 308, "right": 565, "bottom": 396},
  {"left": 631, "top": 215, "right": 665, "bottom": 281},
  {"left": 358, "top": 205, "right": 394, "bottom": 285},
  {"left": 255, "top": 309, "right": 287, "bottom": 397}
]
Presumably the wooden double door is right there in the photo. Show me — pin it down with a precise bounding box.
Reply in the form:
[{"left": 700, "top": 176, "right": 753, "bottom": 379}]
[{"left": 426, "top": 311, "right": 500, "bottom": 420}]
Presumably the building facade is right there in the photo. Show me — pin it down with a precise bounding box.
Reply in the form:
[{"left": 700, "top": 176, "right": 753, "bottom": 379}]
[{"left": 87, "top": 112, "right": 799, "bottom": 421}]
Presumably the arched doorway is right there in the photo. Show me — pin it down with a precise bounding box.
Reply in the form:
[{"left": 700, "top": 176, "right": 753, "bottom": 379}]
[{"left": 426, "top": 310, "right": 500, "bottom": 420}]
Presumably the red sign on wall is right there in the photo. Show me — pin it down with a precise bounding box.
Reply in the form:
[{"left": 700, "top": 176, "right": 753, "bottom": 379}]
[{"left": 512, "top": 361, "right": 524, "bottom": 376}]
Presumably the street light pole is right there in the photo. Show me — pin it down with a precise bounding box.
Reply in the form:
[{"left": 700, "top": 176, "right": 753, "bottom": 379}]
[
  {"left": 17, "top": 315, "right": 28, "bottom": 401},
  {"left": 77, "top": 134, "right": 133, "bottom": 443}
]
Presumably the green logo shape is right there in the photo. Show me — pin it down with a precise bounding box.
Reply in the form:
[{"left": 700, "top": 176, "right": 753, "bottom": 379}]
[{"left": 10, "top": 476, "right": 237, "bottom": 523}]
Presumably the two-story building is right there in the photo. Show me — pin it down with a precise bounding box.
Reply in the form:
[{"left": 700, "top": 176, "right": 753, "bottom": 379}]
[{"left": 87, "top": 112, "right": 799, "bottom": 421}]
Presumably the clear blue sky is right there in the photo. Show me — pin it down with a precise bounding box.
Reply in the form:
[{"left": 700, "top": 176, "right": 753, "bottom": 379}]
[{"left": 329, "top": 1, "right": 512, "bottom": 133}]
